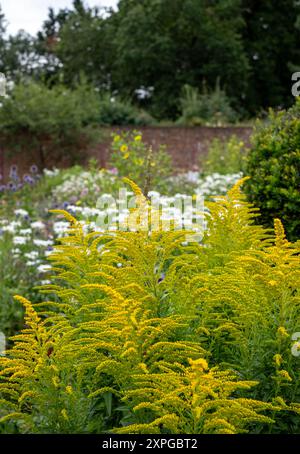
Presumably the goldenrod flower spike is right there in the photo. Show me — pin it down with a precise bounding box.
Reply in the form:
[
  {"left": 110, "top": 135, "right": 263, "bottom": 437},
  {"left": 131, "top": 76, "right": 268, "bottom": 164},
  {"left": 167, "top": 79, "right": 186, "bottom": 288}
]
[
  {"left": 122, "top": 177, "right": 144, "bottom": 198},
  {"left": 49, "top": 209, "right": 77, "bottom": 225},
  {"left": 14, "top": 295, "right": 41, "bottom": 324}
]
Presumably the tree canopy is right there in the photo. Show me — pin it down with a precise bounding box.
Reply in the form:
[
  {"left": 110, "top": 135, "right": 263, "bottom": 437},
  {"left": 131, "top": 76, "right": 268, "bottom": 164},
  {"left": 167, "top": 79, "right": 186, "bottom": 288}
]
[{"left": 0, "top": 0, "right": 299, "bottom": 120}]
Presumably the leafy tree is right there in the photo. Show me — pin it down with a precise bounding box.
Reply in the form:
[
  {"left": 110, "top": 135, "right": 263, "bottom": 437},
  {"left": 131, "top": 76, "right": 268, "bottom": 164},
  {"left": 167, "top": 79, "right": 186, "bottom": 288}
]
[
  {"left": 56, "top": 5, "right": 114, "bottom": 88},
  {"left": 110, "top": 0, "right": 249, "bottom": 119},
  {"left": 1, "top": 0, "right": 299, "bottom": 120},
  {"left": 35, "top": 0, "right": 114, "bottom": 88},
  {"left": 0, "top": 6, "right": 41, "bottom": 80},
  {"left": 37, "top": 0, "right": 249, "bottom": 119},
  {"left": 241, "top": 0, "right": 300, "bottom": 114},
  {"left": 0, "top": 4, "right": 7, "bottom": 73},
  {"left": 35, "top": 6, "right": 71, "bottom": 82},
  {"left": 5, "top": 31, "right": 41, "bottom": 80}
]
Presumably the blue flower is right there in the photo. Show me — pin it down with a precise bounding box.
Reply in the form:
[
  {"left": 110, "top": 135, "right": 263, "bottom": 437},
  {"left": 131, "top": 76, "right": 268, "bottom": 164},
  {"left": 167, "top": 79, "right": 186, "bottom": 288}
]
[
  {"left": 9, "top": 165, "right": 18, "bottom": 180},
  {"left": 30, "top": 164, "right": 38, "bottom": 174},
  {"left": 23, "top": 174, "right": 34, "bottom": 184}
]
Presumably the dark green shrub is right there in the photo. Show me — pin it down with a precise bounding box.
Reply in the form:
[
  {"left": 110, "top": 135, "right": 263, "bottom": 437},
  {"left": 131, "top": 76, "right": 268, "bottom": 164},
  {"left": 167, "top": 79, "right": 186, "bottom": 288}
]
[
  {"left": 0, "top": 80, "right": 101, "bottom": 167},
  {"left": 178, "top": 81, "right": 238, "bottom": 126},
  {"left": 245, "top": 101, "right": 300, "bottom": 241},
  {"left": 98, "top": 94, "right": 154, "bottom": 126}
]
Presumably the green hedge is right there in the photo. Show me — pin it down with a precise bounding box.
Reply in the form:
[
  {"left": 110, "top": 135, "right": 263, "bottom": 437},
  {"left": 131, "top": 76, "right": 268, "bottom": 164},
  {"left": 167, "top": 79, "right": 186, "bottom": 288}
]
[{"left": 245, "top": 101, "right": 300, "bottom": 241}]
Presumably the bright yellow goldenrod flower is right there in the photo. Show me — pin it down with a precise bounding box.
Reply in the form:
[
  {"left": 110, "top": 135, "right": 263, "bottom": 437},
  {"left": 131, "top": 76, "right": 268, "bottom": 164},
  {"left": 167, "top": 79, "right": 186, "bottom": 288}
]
[
  {"left": 277, "top": 370, "right": 292, "bottom": 382},
  {"left": 61, "top": 409, "right": 69, "bottom": 420},
  {"left": 277, "top": 326, "right": 289, "bottom": 338},
  {"left": 52, "top": 376, "right": 60, "bottom": 388},
  {"left": 273, "top": 354, "right": 283, "bottom": 367},
  {"left": 268, "top": 280, "right": 277, "bottom": 286},
  {"left": 189, "top": 358, "right": 208, "bottom": 371}
]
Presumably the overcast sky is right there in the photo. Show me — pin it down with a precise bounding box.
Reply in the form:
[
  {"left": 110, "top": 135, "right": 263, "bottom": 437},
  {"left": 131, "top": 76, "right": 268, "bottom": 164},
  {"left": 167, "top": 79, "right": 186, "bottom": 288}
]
[{"left": 1, "top": 0, "right": 119, "bottom": 36}]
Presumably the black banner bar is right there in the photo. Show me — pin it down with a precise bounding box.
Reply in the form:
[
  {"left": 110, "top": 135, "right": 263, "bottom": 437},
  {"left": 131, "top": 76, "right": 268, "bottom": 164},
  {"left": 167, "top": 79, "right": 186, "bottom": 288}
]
[{"left": 0, "top": 434, "right": 298, "bottom": 451}]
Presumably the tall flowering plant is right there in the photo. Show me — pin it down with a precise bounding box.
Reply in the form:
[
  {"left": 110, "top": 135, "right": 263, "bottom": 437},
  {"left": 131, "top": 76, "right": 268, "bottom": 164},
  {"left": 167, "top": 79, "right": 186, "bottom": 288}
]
[{"left": 110, "top": 131, "right": 172, "bottom": 193}]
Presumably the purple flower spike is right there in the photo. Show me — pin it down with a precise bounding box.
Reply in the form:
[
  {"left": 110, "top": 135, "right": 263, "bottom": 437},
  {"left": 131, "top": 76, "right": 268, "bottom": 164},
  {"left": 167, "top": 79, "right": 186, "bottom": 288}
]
[
  {"left": 23, "top": 174, "right": 33, "bottom": 184},
  {"left": 9, "top": 165, "right": 18, "bottom": 178},
  {"left": 30, "top": 164, "right": 38, "bottom": 174}
]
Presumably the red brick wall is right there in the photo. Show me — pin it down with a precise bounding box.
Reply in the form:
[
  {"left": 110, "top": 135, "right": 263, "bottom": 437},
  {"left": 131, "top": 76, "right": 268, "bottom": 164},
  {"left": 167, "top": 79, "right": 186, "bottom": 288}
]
[{"left": 1, "top": 126, "right": 252, "bottom": 180}]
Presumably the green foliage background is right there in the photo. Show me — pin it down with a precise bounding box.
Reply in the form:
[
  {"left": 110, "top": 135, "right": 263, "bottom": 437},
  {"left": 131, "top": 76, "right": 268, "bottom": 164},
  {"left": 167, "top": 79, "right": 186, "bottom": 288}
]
[{"left": 245, "top": 100, "right": 300, "bottom": 241}]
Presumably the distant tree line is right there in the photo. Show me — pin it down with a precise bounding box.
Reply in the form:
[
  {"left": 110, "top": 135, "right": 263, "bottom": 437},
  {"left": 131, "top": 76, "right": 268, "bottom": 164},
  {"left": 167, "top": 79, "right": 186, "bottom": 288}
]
[{"left": 0, "top": 0, "right": 299, "bottom": 121}]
